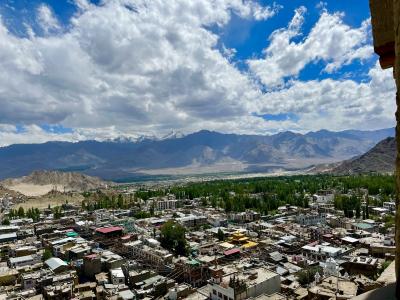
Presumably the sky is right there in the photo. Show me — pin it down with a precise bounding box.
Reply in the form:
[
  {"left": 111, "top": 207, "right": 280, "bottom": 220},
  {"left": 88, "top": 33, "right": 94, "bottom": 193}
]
[{"left": 0, "top": 0, "right": 396, "bottom": 146}]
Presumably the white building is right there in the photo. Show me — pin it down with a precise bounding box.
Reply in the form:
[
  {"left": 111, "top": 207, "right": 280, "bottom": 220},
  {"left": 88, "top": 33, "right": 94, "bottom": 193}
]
[
  {"left": 208, "top": 214, "right": 228, "bottom": 227},
  {"left": 228, "top": 211, "right": 260, "bottom": 223},
  {"left": 302, "top": 243, "right": 343, "bottom": 260},
  {"left": 122, "top": 240, "right": 173, "bottom": 267},
  {"left": 177, "top": 215, "right": 208, "bottom": 228},
  {"left": 383, "top": 201, "right": 396, "bottom": 213},
  {"left": 154, "top": 199, "right": 178, "bottom": 211},
  {"left": 371, "top": 207, "right": 389, "bottom": 215},
  {"left": 313, "top": 190, "right": 334, "bottom": 204},
  {"left": 210, "top": 268, "right": 280, "bottom": 300},
  {"left": 110, "top": 268, "right": 125, "bottom": 285},
  {"left": 9, "top": 255, "right": 41, "bottom": 268},
  {"left": 296, "top": 213, "right": 326, "bottom": 226}
]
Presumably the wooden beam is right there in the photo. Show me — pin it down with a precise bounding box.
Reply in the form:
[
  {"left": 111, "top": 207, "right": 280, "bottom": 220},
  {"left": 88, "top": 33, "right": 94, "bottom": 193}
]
[
  {"left": 375, "top": 43, "right": 396, "bottom": 69},
  {"left": 370, "top": 0, "right": 395, "bottom": 67}
]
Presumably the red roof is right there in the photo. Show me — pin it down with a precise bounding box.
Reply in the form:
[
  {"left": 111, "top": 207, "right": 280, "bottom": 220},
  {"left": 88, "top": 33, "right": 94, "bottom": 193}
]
[
  {"left": 95, "top": 226, "right": 123, "bottom": 234},
  {"left": 224, "top": 248, "right": 240, "bottom": 256}
]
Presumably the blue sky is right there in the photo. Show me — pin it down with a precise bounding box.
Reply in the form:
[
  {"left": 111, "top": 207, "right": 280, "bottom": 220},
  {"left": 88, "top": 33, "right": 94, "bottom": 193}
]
[{"left": 0, "top": 0, "right": 395, "bottom": 145}]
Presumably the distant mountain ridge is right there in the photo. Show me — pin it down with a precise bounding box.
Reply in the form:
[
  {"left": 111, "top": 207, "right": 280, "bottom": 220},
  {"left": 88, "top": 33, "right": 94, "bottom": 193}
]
[
  {"left": 108, "top": 130, "right": 185, "bottom": 143},
  {"left": 0, "top": 128, "right": 394, "bottom": 181}
]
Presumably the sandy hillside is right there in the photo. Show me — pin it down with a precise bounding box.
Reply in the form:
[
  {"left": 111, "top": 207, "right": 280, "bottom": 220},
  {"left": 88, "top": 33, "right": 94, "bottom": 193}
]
[
  {"left": 5, "top": 183, "right": 66, "bottom": 197},
  {"left": 14, "top": 193, "right": 84, "bottom": 210},
  {"left": 2, "top": 170, "right": 110, "bottom": 196}
]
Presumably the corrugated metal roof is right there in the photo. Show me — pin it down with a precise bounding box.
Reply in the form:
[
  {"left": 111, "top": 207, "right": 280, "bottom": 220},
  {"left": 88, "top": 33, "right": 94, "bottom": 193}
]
[
  {"left": 96, "top": 226, "right": 123, "bottom": 234},
  {"left": 9, "top": 255, "right": 34, "bottom": 264},
  {"left": 0, "top": 232, "right": 17, "bottom": 241},
  {"left": 45, "top": 257, "right": 67, "bottom": 270},
  {"left": 224, "top": 248, "right": 240, "bottom": 256}
]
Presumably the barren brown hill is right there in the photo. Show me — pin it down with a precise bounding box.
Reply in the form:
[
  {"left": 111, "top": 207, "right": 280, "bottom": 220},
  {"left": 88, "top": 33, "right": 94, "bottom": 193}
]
[
  {"left": 331, "top": 137, "right": 395, "bottom": 175},
  {"left": 2, "top": 170, "right": 110, "bottom": 194}
]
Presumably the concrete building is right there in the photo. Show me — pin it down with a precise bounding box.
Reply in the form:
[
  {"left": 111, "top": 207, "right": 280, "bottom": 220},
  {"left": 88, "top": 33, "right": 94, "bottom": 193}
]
[
  {"left": 45, "top": 257, "right": 69, "bottom": 273},
  {"left": 302, "top": 244, "right": 343, "bottom": 260},
  {"left": 228, "top": 211, "right": 260, "bottom": 223},
  {"left": 342, "top": 256, "right": 379, "bottom": 277},
  {"left": 177, "top": 215, "right": 208, "bottom": 228},
  {"left": 308, "top": 275, "right": 357, "bottom": 300},
  {"left": 383, "top": 201, "right": 396, "bottom": 213},
  {"left": 295, "top": 213, "right": 326, "bottom": 226},
  {"left": 154, "top": 199, "right": 178, "bottom": 211},
  {"left": 123, "top": 240, "right": 173, "bottom": 267},
  {"left": 110, "top": 268, "right": 125, "bottom": 285},
  {"left": 210, "top": 267, "right": 281, "bottom": 300},
  {"left": 0, "top": 232, "right": 17, "bottom": 243},
  {"left": 8, "top": 254, "right": 41, "bottom": 268},
  {"left": 313, "top": 190, "right": 334, "bottom": 204},
  {"left": 83, "top": 254, "right": 102, "bottom": 278},
  {"left": 208, "top": 214, "right": 228, "bottom": 227}
]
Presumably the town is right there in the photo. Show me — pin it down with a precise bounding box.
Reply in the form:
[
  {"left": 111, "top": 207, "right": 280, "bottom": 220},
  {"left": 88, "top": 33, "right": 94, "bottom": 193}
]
[{"left": 0, "top": 174, "right": 396, "bottom": 300}]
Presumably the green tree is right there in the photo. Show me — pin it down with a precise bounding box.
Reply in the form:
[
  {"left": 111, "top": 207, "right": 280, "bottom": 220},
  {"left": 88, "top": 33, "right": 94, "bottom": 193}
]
[
  {"left": 225, "top": 198, "right": 233, "bottom": 212},
  {"left": 43, "top": 248, "right": 53, "bottom": 261},
  {"left": 1, "top": 218, "right": 10, "bottom": 225},
  {"left": 149, "top": 203, "right": 155, "bottom": 216},
  {"left": 355, "top": 204, "right": 361, "bottom": 219},
  {"left": 159, "top": 220, "right": 188, "bottom": 256},
  {"left": 134, "top": 211, "right": 151, "bottom": 219},
  {"left": 8, "top": 209, "right": 15, "bottom": 219},
  {"left": 117, "top": 194, "right": 124, "bottom": 208},
  {"left": 217, "top": 228, "right": 225, "bottom": 241},
  {"left": 53, "top": 206, "right": 62, "bottom": 219},
  {"left": 297, "top": 266, "right": 322, "bottom": 286},
  {"left": 17, "top": 207, "right": 25, "bottom": 218}
]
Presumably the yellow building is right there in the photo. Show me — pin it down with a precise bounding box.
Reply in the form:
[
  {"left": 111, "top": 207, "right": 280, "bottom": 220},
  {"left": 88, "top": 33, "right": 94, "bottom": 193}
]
[{"left": 229, "top": 231, "right": 258, "bottom": 249}]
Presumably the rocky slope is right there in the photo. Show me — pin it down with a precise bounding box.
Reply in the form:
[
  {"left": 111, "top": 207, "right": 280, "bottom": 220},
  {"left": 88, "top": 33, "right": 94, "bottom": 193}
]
[
  {"left": 331, "top": 137, "right": 395, "bottom": 174},
  {"left": 2, "top": 170, "right": 110, "bottom": 192}
]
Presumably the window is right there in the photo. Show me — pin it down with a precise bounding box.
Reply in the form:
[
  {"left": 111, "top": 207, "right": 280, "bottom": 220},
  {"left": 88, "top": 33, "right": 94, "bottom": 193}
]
[
  {"left": 218, "top": 292, "right": 222, "bottom": 298},
  {"left": 213, "top": 290, "right": 217, "bottom": 295},
  {"left": 223, "top": 295, "right": 228, "bottom": 300}
]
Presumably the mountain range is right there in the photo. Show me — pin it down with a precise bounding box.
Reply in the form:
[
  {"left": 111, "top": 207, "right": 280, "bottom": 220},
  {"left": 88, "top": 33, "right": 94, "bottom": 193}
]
[{"left": 0, "top": 128, "right": 394, "bottom": 181}]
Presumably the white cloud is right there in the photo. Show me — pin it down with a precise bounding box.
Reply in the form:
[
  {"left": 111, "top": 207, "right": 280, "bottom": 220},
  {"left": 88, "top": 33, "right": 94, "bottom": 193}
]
[
  {"left": 0, "top": 1, "right": 396, "bottom": 147},
  {"left": 37, "top": 4, "right": 61, "bottom": 34},
  {"left": 248, "top": 8, "right": 374, "bottom": 88},
  {"left": 0, "top": 0, "right": 270, "bottom": 133},
  {"left": 257, "top": 61, "right": 396, "bottom": 131}
]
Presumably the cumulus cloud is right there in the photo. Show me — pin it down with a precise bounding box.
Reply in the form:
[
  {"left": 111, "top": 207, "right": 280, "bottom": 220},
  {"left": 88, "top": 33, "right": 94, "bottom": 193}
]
[
  {"left": 0, "top": 0, "right": 269, "bottom": 133},
  {"left": 37, "top": 4, "right": 61, "bottom": 34},
  {"left": 0, "top": 1, "right": 395, "bottom": 147},
  {"left": 257, "top": 61, "right": 396, "bottom": 131},
  {"left": 248, "top": 7, "right": 373, "bottom": 88}
]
